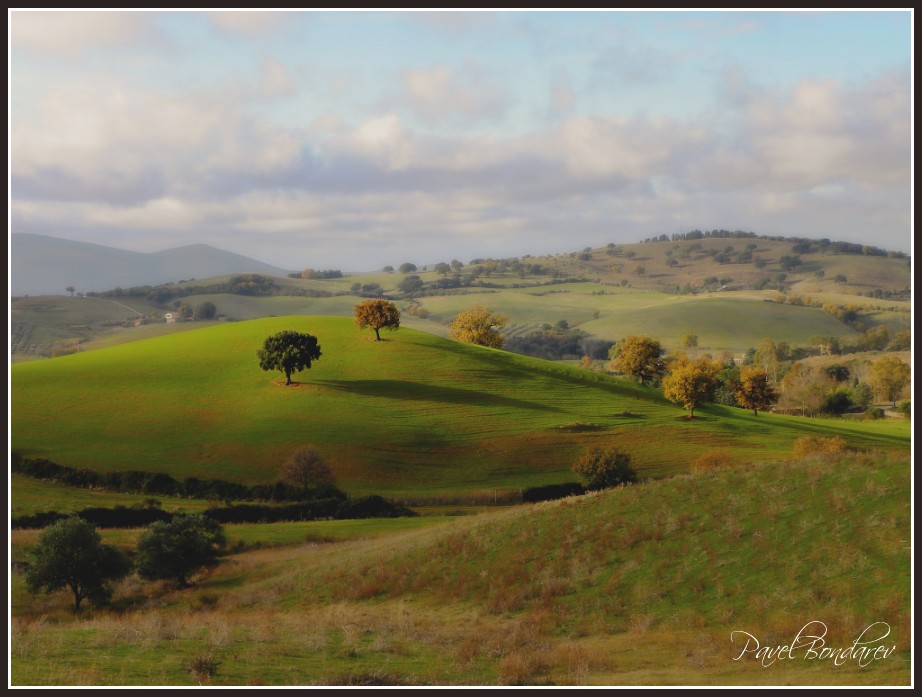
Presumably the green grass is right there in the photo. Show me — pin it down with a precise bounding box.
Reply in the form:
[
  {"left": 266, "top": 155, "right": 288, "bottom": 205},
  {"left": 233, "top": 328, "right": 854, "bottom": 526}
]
[
  {"left": 10, "top": 451, "right": 910, "bottom": 686},
  {"left": 10, "top": 474, "right": 212, "bottom": 517},
  {"left": 11, "top": 317, "right": 909, "bottom": 501}
]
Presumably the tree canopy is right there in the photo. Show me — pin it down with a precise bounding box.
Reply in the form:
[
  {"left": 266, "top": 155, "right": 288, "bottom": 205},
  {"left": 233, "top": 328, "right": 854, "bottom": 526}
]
[
  {"left": 662, "top": 354, "right": 722, "bottom": 418},
  {"left": 25, "top": 517, "right": 130, "bottom": 611},
  {"left": 573, "top": 448, "right": 638, "bottom": 490},
  {"left": 734, "top": 366, "right": 778, "bottom": 416},
  {"left": 257, "top": 330, "right": 322, "bottom": 385},
  {"left": 280, "top": 447, "right": 335, "bottom": 493},
  {"left": 449, "top": 305, "right": 507, "bottom": 349},
  {"left": 353, "top": 299, "right": 401, "bottom": 341},
  {"left": 611, "top": 335, "right": 666, "bottom": 386},
  {"left": 135, "top": 515, "right": 226, "bottom": 588},
  {"left": 869, "top": 356, "right": 910, "bottom": 406}
]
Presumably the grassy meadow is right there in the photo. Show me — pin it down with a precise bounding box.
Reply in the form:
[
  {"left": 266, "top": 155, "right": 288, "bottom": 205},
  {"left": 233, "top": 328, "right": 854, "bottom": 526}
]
[
  {"left": 10, "top": 317, "right": 910, "bottom": 500},
  {"left": 10, "top": 451, "right": 910, "bottom": 685}
]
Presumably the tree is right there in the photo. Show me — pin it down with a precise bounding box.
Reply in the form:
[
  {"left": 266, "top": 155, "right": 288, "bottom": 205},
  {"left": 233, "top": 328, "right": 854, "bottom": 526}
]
[
  {"left": 65, "top": 286, "right": 75, "bottom": 296},
  {"left": 257, "top": 330, "right": 322, "bottom": 385},
  {"left": 25, "top": 517, "right": 130, "bottom": 612},
  {"left": 135, "top": 515, "right": 226, "bottom": 588},
  {"left": 449, "top": 305, "right": 507, "bottom": 349},
  {"left": 611, "top": 336, "right": 666, "bottom": 386},
  {"left": 662, "top": 354, "right": 721, "bottom": 418},
  {"left": 734, "top": 366, "right": 778, "bottom": 416},
  {"left": 353, "top": 299, "right": 400, "bottom": 341},
  {"left": 573, "top": 448, "right": 637, "bottom": 490},
  {"left": 280, "top": 447, "right": 335, "bottom": 493},
  {"left": 382, "top": 265, "right": 395, "bottom": 273},
  {"left": 194, "top": 301, "right": 217, "bottom": 320},
  {"left": 398, "top": 275, "right": 424, "bottom": 294},
  {"left": 778, "top": 363, "right": 834, "bottom": 416},
  {"left": 681, "top": 333, "right": 698, "bottom": 349},
  {"left": 869, "top": 356, "right": 911, "bottom": 406},
  {"left": 433, "top": 262, "right": 451, "bottom": 275},
  {"left": 398, "top": 262, "right": 417, "bottom": 274}
]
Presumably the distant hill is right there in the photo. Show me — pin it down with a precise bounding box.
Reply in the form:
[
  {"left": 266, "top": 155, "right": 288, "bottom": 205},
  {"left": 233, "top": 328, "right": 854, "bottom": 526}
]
[{"left": 10, "top": 233, "right": 293, "bottom": 297}]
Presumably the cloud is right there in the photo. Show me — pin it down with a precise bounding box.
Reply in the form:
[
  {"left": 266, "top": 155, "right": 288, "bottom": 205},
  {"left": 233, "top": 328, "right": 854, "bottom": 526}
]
[
  {"left": 11, "top": 10, "right": 160, "bottom": 58},
  {"left": 394, "top": 61, "right": 509, "bottom": 126},
  {"left": 205, "top": 10, "right": 291, "bottom": 39}
]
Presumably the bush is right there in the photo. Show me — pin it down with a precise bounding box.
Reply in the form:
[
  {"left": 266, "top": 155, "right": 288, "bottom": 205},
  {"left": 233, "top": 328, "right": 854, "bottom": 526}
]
[
  {"left": 689, "top": 450, "right": 732, "bottom": 474},
  {"left": 573, "top": 448, "right": 637, "bottom": 491},
  {"left": 865, "top": 407, "right": 885, "bottom": 420},
  {"left": 792, "top": 436, "right": 848, "bottom": 459}
]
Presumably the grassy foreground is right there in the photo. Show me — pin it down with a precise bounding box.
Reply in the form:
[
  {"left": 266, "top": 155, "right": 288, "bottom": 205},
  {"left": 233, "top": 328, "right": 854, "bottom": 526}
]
[{"left": 10, "top": 451, "right": 910, "bottom": 686}]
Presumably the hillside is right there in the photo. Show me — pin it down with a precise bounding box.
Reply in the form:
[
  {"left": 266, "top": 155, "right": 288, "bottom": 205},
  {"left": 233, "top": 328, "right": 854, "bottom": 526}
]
[
  {"left": 11, "top": 317, "right": 909, "bottom": 500},
  {"left": 11, "top": 451, "right": 910, "bottom": 685},
  {"left": 10, "top": 233, "right": 293, "bottom": 297}
]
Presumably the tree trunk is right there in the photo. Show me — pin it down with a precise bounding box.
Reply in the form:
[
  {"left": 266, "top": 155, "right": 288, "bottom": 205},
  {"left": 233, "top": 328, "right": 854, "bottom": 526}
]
[
  {"left": 374, "top": 327, "right": 381, "bottom": 341},
  {"left": 285, "top": 370, "right": 292, "bottom": 385},
  {"left": 753, "top": 409, "right": 758, "bottom": 416}
]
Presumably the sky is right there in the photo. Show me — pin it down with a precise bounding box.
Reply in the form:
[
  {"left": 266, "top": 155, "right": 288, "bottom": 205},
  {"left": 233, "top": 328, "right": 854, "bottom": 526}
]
[{"left": 8, "top": 9, "right": 913, "bottom": 271}]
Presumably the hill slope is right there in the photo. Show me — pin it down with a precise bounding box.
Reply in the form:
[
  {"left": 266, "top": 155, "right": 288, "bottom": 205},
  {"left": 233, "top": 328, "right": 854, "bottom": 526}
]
[
  {"left": 10, "top": 233, "right": 293, "bottom": 297},
  {"left": 11, "top": 451, "right": 910, "bottom": 685},
  {"left": 11, "top": 317, "right": 909, "bottom": 498}
]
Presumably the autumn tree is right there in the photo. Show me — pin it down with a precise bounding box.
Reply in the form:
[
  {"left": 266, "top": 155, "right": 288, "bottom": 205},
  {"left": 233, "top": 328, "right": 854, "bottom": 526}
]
[
  {"left": 681, "top": 333, "right": 698, "bottom": 349},
  {"left": 778, "top": 363, "right": 834, "bottom": 416},
  {"left": 662, "top": 354, "right": 721, "bottom": 418},
  {"left": 734, "top": 366, "right": 778, "bottom": 416},
  {"left": 353, "top": 299, "right": 400, "bottom": 341},
  {"left": 611, "top": 336, "right": 666, "bottom": 386},
  {"left": 450, "top": 305, "right": 507, "bottom": 349},
  {"left": 280, "top": 447, "right": 335, "bottom": 493},
  {"left": 869, "top": 356, "right": 911, "bottom": 406},
  {"left": 257, "top": 330, "right": 322, "bottom": 385},
  {"left": 26, "top": 517, "right": 130, "bottom": 612}
]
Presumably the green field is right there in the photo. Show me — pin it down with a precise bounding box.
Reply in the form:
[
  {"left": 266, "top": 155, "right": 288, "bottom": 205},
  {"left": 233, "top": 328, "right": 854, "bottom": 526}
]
[
  {"left": 11, "top": 317, "right": 909, "bottom": 500},
  {"left": 11, "top": 451, "right": 910, "bottom": 685}
]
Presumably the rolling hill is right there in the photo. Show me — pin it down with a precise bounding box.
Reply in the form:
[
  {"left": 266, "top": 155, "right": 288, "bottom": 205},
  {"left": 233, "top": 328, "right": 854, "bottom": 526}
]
[{"left": 11, "top": 317, "right": 909, "bottom": 500}]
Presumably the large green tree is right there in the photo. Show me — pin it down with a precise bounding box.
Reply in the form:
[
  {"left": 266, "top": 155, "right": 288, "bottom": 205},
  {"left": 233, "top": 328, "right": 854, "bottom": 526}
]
[
  {"left": 135, "top": 515, "right": 226, "bottom": 588},
  {"left": 26, "top": 517, "right": 131, "bottom": 612},
  {"left": 573, "top": 448, "right": 637, "bottom": 491},
  {"left": 257, "top": 330, "right": 322, "bottom": 385}
]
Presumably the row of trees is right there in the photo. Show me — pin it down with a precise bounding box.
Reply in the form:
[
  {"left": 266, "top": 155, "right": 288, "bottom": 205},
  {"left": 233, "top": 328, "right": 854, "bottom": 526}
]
[{"left": 26, "top": 515, "right": 225, "bottom": 611}]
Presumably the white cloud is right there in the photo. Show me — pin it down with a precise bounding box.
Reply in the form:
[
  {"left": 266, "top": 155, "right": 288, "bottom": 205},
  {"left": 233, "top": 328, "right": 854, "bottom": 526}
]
[
  {"left": 205, "top": 11, "right": 291, "bottom": 39},
  {"left": 11, "top": 10, "right": 159, "bottom": 58},
  {"left": 396, "top": 61, "right": 509, "bottom": 126}
]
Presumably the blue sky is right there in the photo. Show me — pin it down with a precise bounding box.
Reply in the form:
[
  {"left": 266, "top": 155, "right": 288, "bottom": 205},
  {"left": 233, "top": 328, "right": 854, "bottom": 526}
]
[{"left": 9, "top": 10, "right": 912, "bottom": 270}]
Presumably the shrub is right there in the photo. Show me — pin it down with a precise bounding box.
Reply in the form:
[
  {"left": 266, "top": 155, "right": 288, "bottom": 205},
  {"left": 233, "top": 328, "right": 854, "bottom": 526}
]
[
  {"left": 573, "top": 448, "right": 637, "bottom": 491},
  {"left": 865, "top": 407, "right": 885, "bottom": 420},
  {"left": 792, "top": 436, "right": 848, "bottom": 459},
  {"left": 689, "top": 450, "right": 732, "bottom": 474}
]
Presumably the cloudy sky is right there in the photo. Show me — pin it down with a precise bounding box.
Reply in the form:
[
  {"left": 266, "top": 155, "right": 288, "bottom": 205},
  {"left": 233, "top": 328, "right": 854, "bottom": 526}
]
[{"left": 9, "top": 10, "right": 912, "bottom": 271}]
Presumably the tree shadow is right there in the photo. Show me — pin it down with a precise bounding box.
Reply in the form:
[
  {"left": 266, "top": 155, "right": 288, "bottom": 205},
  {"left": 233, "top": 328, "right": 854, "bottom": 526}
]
[{"left": 314, "top": 379, "right": 563, "bottom": 412}]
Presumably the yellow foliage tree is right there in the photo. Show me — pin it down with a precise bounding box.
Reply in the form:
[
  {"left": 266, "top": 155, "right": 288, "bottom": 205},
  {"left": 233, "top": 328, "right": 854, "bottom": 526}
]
[
  {"left": 449, "top": 305, "right": 507, "bottom": 348},
  {"left": 662, "top": 354, "right": 722, "bottom": 418},
  {"left": 735, "top": 366, "right": 778, "bottom": 416},
  {"left": 353, "top": 299, "right": 401, "bottom": 341},
  {"left": 611, "top": 335, "right": 666, "bottom": 386},
  {"left": 869, "top": 356, "right": 910, "bottom": 406}
]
